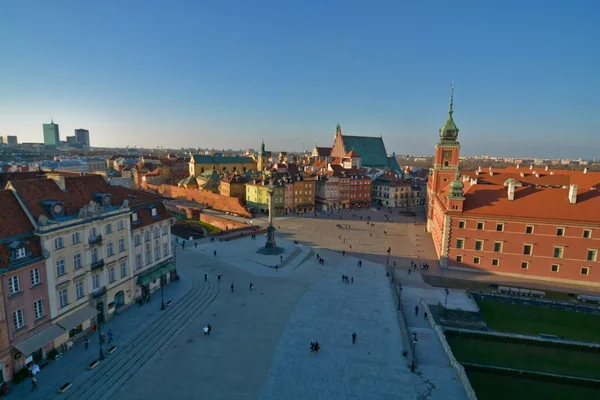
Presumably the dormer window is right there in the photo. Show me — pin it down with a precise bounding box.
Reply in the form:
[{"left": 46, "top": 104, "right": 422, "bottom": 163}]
[
  {"left": 15, "top": 247, "right": 27, "bottom": 259},
  {"left": 132, "top": 213, "right": 139, "bottom": 223},
  {"left": 151, "top": 208, "right": 158, "bottom": 217}
]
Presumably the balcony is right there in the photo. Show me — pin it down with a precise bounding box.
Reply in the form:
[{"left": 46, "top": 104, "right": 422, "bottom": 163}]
[
  {"left": 91, "top": 259, "right": 105, "bottom": 270},
  {"left": 92, "top": 286, "right": 107, "bottom": 298},
  {"left": 88, "top": 235, "right": 103, "bottom": 246}
]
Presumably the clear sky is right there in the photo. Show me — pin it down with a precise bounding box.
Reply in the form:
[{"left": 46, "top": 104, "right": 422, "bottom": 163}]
[{"left": 1, "top": 0, "right": 599, "bottom": 159}]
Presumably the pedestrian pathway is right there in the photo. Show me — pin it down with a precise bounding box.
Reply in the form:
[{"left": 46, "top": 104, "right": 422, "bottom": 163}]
[
  {"left": 260, "top": 251, "right": 414, "bottom": 400},
  {"left": 9, "top": 275, "right": 193, "bottom": 400},
  {"left": 401, "top": 290, "right": 467, "bottom": 400}
]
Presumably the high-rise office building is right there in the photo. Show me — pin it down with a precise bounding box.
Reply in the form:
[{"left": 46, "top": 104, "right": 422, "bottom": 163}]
[
  {"left": 0, "top": 136, "right": 18, "bottom": 145},
  {"left": 74, "top": 128, "right": 90, "bottom": 148},
  {"left": 43, "top": 120, "right": 60, "bottom": 147}
]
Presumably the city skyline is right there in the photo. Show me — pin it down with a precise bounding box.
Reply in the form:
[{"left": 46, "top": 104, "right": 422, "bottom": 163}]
[{"left": 1, "top": 1, "right": 599, "bottom": 158}]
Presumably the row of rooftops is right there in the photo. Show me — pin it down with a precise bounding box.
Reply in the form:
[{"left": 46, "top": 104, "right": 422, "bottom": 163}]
[
  {"left": 0, "top": 172, "right": 172, "bottom": 240},
  {"left": 437, "top": 166, "right": 600, "bottom": 224}
]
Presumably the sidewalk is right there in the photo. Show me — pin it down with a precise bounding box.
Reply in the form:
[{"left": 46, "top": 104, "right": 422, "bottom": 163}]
[{"left": 9, "top": 275, "right": 192, "bottom": 400}]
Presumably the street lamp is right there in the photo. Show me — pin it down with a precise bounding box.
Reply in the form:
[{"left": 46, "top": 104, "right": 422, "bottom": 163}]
[
  {"left": 397, "top": 285, "right": 402, "bottom": 310},
  {"left": 96, "top": 301, "right": 105, "bottom": 360},
  {"left": 392, "top": 261, "right": 397, "bottom": 284},
  {"left": 160, "top": 274, "right": 165, "bottom": 310},
  {"left": 411, "top": 332, "right": 418, "bottom": 372},
  {"left": 444, "top": 288, "right": 450, "bottom": 317}
]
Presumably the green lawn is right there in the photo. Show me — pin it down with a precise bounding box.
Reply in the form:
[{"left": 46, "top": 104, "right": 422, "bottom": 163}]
[
  {"left": 477, "top": 300, "right": 600, "bottom": 343},
  {"left": 467, "top": 371, "right": 600, "bottom": 400},
  {"left": 448, "top": 336, "right": 600, "bottom": 380},
  {"left": 188, "top": 220, "right": 222, "bottom": 234}
]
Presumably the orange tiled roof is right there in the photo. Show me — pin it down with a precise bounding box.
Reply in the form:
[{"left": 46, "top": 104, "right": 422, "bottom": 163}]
[
  {"left": 0, "top": 190, "right": 34, "bottom": 237},
  {"left": 345, "top": 150, "right": 360, "bottom": 157},
  {"left": 463, "top": 167, "right": 600, "bottom": 189}
]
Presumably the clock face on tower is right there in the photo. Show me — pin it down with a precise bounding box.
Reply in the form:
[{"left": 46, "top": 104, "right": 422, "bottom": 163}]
[{"left": 443, "top": 150, "right": 452, "bottom": 160}]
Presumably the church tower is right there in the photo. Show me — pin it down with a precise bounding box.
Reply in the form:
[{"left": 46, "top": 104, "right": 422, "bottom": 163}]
[{"left": 257, "top": 139, "right": 268, "bottom": 171}]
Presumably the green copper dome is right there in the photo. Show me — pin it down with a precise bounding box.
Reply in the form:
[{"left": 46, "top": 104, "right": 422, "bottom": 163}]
[{"left": 439, "top": 84, "right": 459, "bottom": 141}]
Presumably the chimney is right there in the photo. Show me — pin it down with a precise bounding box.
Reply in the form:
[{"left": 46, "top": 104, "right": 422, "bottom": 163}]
[
  {"left": 489, "top": 170, "right": 494, "bottom": 176},
  {"left": 516, "top": 164, "right": 520, "bottom": 169},
  {"left": 545, "top": 165, "right": 549, "bottom": 171},
  {"left": 584, "top": 168, "right": 588, "bottom": 174},
  {"left": 520, "top": 172, "right": 525, "bottom": 177},
  {"left": 507, "top": 182, "right": 515, "bottom": 201},
  {"left": 550, "top": 171, "right": 555, "bottom": 175},
  {"left": 478, "top": 166, "right": 482, "bottom": 172},
  {"left": 530, "top": 165, "right": 533, "bottom": 170},
  {"left": 569, "top": 184, "right": 578, "bottom": 204},
  {"left": 48, "top": 173, "right": 66, "bottom": 191},
  {"left": 535, "top": 172, "right": 540, "bottom": 178}
]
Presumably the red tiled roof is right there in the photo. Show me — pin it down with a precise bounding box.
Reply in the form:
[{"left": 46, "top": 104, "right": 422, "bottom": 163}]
[
  {"left": 315, "top": 147, "right": 331, "bottom": 157},
  {"left": 463, "top": 167, "right": 600, "bottom": 189},
  {"left": 460, "top": 183, "right": 600, "bottom": 223},
  {"left": 345, "top": 150, "right": 360, "bottom": 157},
  {"left": 1, "top": 171, "right": 46, "bottom": 188},
  {"left": 0, "top": 190, "right": 34, "bottom": 237}
]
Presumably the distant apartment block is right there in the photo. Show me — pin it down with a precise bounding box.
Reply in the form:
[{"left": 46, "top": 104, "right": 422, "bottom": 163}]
[
  {"left": 1, "top": 136, "right": 18, "bottom": 145},
  {"left": 74, "top": 129, "right": 90, "bottom": 148},
  {"left": 43, "top": 121, "right": 60, "bottom": 147}
]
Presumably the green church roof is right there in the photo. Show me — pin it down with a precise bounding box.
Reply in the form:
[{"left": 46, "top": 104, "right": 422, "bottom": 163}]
[
  {"left": 342, "top": 135, "right": 390, "bottom": 168},
  {"left": 439, "top": 84, "right": 459, "bottom": 142}
]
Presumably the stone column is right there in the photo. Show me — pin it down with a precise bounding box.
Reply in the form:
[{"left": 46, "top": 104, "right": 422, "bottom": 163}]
[{"left": 264, "top": 187, "right": 276, "bottom": 249}]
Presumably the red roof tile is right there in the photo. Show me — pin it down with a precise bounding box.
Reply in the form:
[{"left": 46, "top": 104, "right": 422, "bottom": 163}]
[{"left": 0, "top": 189, "right": 34, "bottom": 237}]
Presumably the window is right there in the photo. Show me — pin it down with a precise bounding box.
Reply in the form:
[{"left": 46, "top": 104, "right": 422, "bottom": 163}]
[
  {"left": 92, "top": 275, "right": 100, "bottom": 290},
  {"left": 107, "top": 241, "right": 114, "bottom": 257},
  {"left": 9, "top": 275, "right": 20, "bottom": 294},
  {"left": 119, "top": 238, "right": 125, "bottom": 252},
  {"left": 496, "top": 223, "right": 504, "bottom": 232},
  {"left": 34, "top": 299, "right": 44, "bottom": 319},
  {"left": 76, "top": 281, "right": 84, "bottom": 299},
  {"left": 493, "top": 242, "right": 503, "bottom": 253},
  {"left": 553, "top": 246, "right": 564, "bottom": 258},
  {"left": 581, "top": 267, "right": 590, "bottom": 276},
  {"left": 120, "top": 262, "right": 127, "bottom": 278},
  {"left": 59, "top": 288, "right": 68, "bottom": 308},
  {"left": 30, "top": 268, "right": 40, "bottom": 285},
  {"left": 106, "top": 223, "right": 113, "bottom": 234},
  {"left": 132, "top": 212, "right": 139, "bottom": 223},
  {"left": 473, "top": 256, "right": 481, "bottom": 264},
  {"left": 73, "top": 253, "right": 82, "bottom": 270},
  {"left": 523, "top": 244, "right": 533, "bottom": 256},
  {"left": 154, "top": 228, "right": 160, "bottom": 238},
  {"left": 54, "top": 236, "right": 64, "bottom": 249},
  {"left": 13, "top": 309, "right": 24, "bottom": 330},
  {"left": 90, "top": 227, "right": 97, "bottom": 239},
  {"left": 72, "top": 232, "right": 81, "bottom": 245},
  {"left": 154, "top": 246, "right": 160, "bottom": 260},
  {"left": 456, "top": 239, "right": 464, "bottom": 249},
  {"left": 583, "top": 230, "right": 592, "bottom": 239},
  {"left": 474, "top": 240, "right": 484, "bottom": 251},
  {"left": 135, "top": 235, "right": 141, "bottom": 246},
  {"left": 91, "top": 248, "right": 98, "bottom": 264},
  {"left": 521, "top": 261, "right": 529, "bottom": 269},
  {"left": 587, "top": 249, "right": 598, "bottom": 262},
  {"left": 556, "top": 227, "right": 565, "bottom": 236},
  {"left": 162, "top": 226, "right": 168, "bottom": 235},
  {"left": 145, "top": 250, "right": 152, "bottom": 265},
  {"left": 491, "top": 258, "right": 500, "bottom": 266},
  {"left": 164, "top": 243, "right": 169, "bottom": 257},
  {"left": 476, "top": 222, "right": 484, "bottom": 230},
  {"left": 108, "top": 267, "right": 116, "bottom": 284},
  {"left": 551, "top": 264, "right": 560, "bottom": 272},
  {"left": 456, "top": 255, "right": 463, "bottom": 262},
  {"left": 15, "top": 247, "right": 27, "bottom": 259},
  {"left": 145, "top": 231, "right": 151, "bottom": 242},
  {"left": 151, "top": 208, "right": 158, "bottom": 217},
  {"left": 118, "top": 220, "right": 124, "bottom": 231},
  {"left": 458, "top": 221, "right": 466, "bottom": 229},
  {"left": 56, "top": 259, "right": 66, "bottom": 276},
  {"left": 135, "top": 254, "right": 142, "bottom": 269},
  {"left": 525, "top": 225, "right": 534, "bottom": 234}
]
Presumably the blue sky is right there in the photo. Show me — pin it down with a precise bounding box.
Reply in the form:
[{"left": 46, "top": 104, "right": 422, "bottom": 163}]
[{"left": 1, "top": 0, "right": 599, "bottom": 158}]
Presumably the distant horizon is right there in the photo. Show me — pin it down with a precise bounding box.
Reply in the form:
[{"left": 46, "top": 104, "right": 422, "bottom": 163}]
[{"left": 1, "top": 1, "right": 598, "bottom": 159}]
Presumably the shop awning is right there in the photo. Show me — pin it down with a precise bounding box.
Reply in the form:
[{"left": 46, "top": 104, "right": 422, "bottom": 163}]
[
  {"left": 137, "top": 262, "right": 176, "bottom": 286},
  {"left": 14, "top": 324, "right": 65, "bottom": 356},
  {"left": 56, "top": 305, "right": 98, "bottom": 330}
]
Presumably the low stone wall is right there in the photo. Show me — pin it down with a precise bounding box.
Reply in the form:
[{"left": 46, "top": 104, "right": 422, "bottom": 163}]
[
  {"left": 394, "top": 284, "right": 415, "bottom": 370},
  {"left": 421, "top": 300, "right": 478, "bottom": 400},
  {"left": 146, "top": 183, "right": 251, "bottom": 218},
  {"left": 200, "top": 213, "right": 246, "bottom": 231}
]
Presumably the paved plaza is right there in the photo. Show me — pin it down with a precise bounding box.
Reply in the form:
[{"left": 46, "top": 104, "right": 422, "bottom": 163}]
[{"left": 10, "top": 207, "right": 469, "bottom": 400}]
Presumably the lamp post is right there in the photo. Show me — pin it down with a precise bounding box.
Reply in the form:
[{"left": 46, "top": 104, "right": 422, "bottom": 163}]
[
  {"left": 96, "top": 301, "right": 105, "bottom": 360},
  {"left": 444, "top": 288, "right": 450, "bottom": 317},
  {"left": 160, "top": 274, "right": 165, "bottom": 310},
  {"left": 410, "top": 332, "right": 418, "bottom": 372},
  {"left": 397, "top": 284, "right": 402, "bottom": 310}
]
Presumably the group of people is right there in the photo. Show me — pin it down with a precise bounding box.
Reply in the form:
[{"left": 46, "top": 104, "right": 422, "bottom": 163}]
[
  {"left": 203, "top": 324, "right": 212, "bottom": 335},
  {"left": 341, "top": 275, "right": 354, "bottom": 284},
  {"left": 309, "top": 340, "right": 321, "bottom": 353}
]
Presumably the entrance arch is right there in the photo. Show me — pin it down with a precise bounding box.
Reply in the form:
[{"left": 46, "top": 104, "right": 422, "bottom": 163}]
[{"left": 114, "top": 291, "right": 125, "bottom": 309}]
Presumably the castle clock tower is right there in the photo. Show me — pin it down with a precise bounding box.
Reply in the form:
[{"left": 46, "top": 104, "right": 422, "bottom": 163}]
[{"left": 427, "top": 85, "right": 461, "bottom": 230}]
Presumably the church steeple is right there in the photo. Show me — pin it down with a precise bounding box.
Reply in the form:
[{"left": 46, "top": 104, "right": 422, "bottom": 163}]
[
  {"left": 439, "top": 83, "right": 459, "bottom": 142},
  {"left": 335, "top": 123, "right": 342, "bottom": 137}
]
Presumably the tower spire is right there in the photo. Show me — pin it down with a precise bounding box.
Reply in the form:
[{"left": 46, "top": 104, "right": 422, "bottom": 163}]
[{"left": 449, "top": 82, "right": 454, "bottom": 117}]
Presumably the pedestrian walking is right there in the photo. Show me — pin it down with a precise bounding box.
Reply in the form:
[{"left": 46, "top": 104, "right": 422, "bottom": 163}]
[
  {"left": 342, "top": 250, "right": 346, "bottom": 256},
  {"left": 100, "top": 332, "right": 106, "bottom": 345},
  {"left": 352, "top": 332, "right": 357, "bottom": 344},
  {"left": 107, "top": 329, "right": 114, "bottom": 343},
  {"left": 217, "top": 274, "right": 222, "bottom": 282},
  {"left": 231, "top": 283, "right": 234, "bottom": 292},
  {"left": 182, "top": 241, "right": 185, "bottom": 250},
  {"left": 280, "top": 255, "right": 283, "bottom": 262},
  {"left": 84, "top": 338, "right": 90, "bottom": 350},
  {"left": 194, "top": 242, "right": 197, "bottom": 248},
  {"left": 31, "top": 376, "right": 38, "bottom": 392},
  {"left": 214, "top": 250, "right": 217, "bottom": 257},
  {"left": 249, "top": 282, "right": 254, "bottom": 291},
  {"left": 351, "top": 277, "right": 354, "bottom": 284},
  {"left": 204, "top": 273, "right": 208, "bottom": 282},
  {"left": 424, "top": 312, "right": 428, "bottom": 320},
  {"left": 415, "top": 305, "right": 419, "bottom": 316}
]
